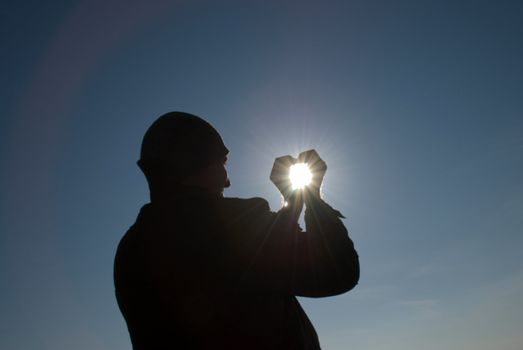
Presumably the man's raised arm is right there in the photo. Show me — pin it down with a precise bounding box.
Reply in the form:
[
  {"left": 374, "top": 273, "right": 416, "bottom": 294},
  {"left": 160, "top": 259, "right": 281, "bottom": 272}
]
[{"left": 245, "top": 149, "right": 359, "bottom": 297}]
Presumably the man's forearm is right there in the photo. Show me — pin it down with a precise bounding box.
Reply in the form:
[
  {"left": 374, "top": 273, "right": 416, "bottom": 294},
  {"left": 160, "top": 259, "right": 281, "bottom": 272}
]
[{"left": 301, "top": 194, "right": 360, "bottom": 296}]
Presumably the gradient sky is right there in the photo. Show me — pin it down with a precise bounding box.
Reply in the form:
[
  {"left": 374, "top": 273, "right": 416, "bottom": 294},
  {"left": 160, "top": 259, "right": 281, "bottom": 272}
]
[{"left": 1, "top": 0, "right": 522, "bottom": 349}]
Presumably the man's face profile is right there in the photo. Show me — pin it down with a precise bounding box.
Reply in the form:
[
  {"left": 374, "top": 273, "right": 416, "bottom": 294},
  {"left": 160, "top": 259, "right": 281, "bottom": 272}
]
[{"left": 205, "top": 154, "right": 230, "bottom": 195}]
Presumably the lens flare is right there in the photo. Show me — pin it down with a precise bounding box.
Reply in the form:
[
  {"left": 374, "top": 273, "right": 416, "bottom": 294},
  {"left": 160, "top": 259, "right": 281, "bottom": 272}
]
[{"left": 289, "top": 163, "right": 312, "bottom": 190}]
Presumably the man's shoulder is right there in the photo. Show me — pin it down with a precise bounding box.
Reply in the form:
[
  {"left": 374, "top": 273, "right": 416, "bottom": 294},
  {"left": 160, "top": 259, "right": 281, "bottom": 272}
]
[
  {"left": 221, "top": 196, "right": 270, "bottom": 211},
  {"left": 116, "top": 203, "right": 158, "bottom": 247},
  {"left": 218, "top": 197, "right": 274, "bottom": 221}
]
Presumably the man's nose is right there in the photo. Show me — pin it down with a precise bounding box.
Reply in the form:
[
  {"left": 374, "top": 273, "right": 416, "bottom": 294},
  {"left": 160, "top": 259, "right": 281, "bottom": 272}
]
[{"left": 225, "top": 178, "right": 231, "bottom": 188}]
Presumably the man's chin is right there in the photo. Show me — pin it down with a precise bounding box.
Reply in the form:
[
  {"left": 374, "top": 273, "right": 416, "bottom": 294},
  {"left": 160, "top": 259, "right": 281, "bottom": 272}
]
[{"left": 211, "top": 187, "right": 225, "bottom": 198}]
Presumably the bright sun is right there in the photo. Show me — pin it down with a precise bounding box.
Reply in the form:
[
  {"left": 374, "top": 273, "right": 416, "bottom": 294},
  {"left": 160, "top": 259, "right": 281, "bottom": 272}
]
[{"left": 289, "top": 163, "right": 312, "bottom": 190}]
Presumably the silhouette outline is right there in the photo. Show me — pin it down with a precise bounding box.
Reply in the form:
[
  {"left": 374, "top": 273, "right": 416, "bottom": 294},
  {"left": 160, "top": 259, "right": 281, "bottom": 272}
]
[{"left": 114, "top": 111, "right": 359, "bottom": 349}]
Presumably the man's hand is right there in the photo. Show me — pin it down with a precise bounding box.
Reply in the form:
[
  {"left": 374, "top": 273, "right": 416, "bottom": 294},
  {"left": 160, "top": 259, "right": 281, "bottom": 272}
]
[
  {"left": 270, "top": 154, "right": 304, "bottom": 221},
  {"left": 270, "top": 149, "right": 327, "bottom": 199},
  {"left": 298, "top": 149, "right": 327, "bottom": 198},
  {"left": 270, "top": 155, "right": 295, "bottom": 199}
]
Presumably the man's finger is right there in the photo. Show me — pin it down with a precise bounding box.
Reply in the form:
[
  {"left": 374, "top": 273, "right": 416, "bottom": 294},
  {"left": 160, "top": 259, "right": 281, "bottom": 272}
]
[
  {"left": 298, "top": 149, "right": 326, "bottom": 172},
  {"left": 270, "top": 155, "right": 295, "bottom": 180}
]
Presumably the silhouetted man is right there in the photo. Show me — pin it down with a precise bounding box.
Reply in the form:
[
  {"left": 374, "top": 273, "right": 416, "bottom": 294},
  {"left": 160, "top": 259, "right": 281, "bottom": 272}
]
[{"left": 114, "top": 112, "right": 359, "bottom": 349}]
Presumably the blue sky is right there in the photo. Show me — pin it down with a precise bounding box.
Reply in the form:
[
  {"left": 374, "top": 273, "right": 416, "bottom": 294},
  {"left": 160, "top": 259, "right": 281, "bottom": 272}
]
[{"left": 1, "top": 0, "right": 522, "bottom": 349}]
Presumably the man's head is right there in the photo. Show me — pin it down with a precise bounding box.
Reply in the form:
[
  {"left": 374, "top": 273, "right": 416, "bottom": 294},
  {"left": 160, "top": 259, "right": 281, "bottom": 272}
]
[{"left": 138, "top": 112, "right": 230, "bottom": 198}]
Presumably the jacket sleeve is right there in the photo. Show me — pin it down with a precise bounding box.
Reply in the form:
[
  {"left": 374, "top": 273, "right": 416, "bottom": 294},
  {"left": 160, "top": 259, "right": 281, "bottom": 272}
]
[{"left": 224, "top": 197, "right": 359, "bottom": 298}]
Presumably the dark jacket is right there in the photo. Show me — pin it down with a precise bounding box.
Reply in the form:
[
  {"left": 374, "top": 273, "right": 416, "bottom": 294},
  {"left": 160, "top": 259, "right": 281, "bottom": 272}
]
[{"left": 114, "top": 192, "right": 359, "bottom": 349}]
